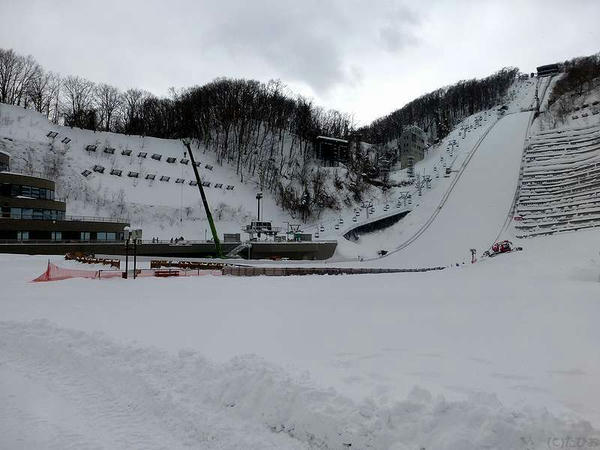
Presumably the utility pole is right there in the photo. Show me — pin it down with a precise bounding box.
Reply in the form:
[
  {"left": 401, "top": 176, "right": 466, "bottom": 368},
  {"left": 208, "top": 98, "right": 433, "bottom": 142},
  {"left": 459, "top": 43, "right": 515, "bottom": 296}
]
[{"left": 182, "top": 140, "right": 223, "bottom": 258}]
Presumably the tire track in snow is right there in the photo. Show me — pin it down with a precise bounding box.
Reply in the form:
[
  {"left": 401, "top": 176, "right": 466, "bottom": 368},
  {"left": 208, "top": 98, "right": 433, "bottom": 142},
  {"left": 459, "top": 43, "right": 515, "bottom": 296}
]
[{"left": 0, "top": 320, "right": 306, "bottom": 450}]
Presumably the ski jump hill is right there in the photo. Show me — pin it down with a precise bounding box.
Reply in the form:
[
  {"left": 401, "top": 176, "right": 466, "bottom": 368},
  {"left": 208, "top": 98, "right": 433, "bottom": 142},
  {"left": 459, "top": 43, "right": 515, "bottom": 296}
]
[
  {"left": 380, "top": 110, "right": 533, "bottom": 267},
  {"left": 339, "top": 76, "right": 559, "bottom": 268}
]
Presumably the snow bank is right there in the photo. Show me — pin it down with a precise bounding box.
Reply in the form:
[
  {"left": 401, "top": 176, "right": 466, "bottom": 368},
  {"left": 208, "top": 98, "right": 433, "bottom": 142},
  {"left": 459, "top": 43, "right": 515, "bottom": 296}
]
[{"left": 1, "top": 320, "right": 595, "bottom": 450}]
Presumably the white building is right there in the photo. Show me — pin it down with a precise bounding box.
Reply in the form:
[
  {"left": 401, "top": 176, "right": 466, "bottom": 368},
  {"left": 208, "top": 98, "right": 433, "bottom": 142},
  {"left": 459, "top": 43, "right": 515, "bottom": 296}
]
[{"left": 396, "top": 125, "right": 426, "bottom": 168}]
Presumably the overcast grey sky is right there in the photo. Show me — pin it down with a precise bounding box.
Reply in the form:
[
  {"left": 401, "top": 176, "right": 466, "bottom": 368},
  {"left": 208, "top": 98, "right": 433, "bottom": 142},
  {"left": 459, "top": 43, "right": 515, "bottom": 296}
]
[{"left": 1, "top": 0, "right": 598, "bottom": 124}]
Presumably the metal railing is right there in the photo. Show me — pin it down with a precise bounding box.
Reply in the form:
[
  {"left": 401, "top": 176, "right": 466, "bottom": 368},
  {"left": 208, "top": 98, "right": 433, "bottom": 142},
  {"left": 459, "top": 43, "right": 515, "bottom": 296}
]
[
  {"left": 0, "top": 167, "right": 55, "bottom": 181},
  {"left": 0, "top": 239, "right": 126, "bottom": 244},
  {"left": 0, "top": 213, "right": 128, "bottom": 223}
]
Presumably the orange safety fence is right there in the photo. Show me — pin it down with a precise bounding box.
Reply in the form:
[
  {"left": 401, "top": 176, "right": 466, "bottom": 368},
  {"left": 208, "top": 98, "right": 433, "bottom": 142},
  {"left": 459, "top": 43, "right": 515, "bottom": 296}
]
[{"left": 32, "top": 262, "right": 221, "bottom": 282}]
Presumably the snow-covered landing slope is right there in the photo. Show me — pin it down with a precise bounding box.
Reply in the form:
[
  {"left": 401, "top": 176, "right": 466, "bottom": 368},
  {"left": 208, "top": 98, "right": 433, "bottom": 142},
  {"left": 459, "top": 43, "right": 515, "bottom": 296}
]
[
  {"left": 347, "top": 110, "right": 532, "bottom": 268},
  {"left": 383, "top": 112, "right": 531, "bottom": 266}
]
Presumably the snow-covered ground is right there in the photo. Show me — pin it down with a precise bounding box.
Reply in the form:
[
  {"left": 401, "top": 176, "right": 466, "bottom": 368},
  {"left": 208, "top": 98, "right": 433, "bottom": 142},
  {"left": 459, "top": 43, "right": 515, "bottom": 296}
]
[{"left": 1, "top": 226, "right": 599, "bottom": 449}]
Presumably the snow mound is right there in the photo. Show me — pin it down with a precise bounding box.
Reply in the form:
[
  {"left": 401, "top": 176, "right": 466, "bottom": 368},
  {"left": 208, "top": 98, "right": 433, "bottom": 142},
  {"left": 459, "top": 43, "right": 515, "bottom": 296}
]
[{"left": 1, "top": 320, "right": 595, "bottom": 450}]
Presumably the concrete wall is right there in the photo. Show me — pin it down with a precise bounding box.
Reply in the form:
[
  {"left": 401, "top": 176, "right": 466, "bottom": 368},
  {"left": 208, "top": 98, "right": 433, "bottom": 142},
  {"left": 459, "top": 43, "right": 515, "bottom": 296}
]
[
  {"left": 0, "top": 241, "right": 239, "bottom": 257},
  {"left": 343, "top": 210, "right": 410, "bottom": 241},
  {"left": 0, "top": 197, "right": 66, "bottom": 212},
  {"left": 0, "top": 240, "right": 337, "bottom": 260},
  {"left": 0, "top": 172, "right": 55, "bottom": 190},
  {"left": 248, "top": 241, "right": 337, "bottom": 260}
]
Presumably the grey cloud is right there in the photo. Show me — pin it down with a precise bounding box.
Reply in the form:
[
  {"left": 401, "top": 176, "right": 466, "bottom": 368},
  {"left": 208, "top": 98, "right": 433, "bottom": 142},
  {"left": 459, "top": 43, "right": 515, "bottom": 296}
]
[
  {"left": 378, "top": 4, "right": 420, "bottom": 53},
  {"left": 200, "top": 1, "right": 421, "bottom": 95},
  {"left": 379, "top": 26, "right": 418, "bottom": 53},
  {"left": 200, "top": 2, "right": 350, "bottom": 94}
]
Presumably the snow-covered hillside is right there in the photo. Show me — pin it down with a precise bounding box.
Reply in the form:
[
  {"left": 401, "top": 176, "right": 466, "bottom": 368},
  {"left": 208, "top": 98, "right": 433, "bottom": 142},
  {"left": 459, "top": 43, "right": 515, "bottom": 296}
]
[
  {"left": 0, "top": 102, "right": 424, "bottom": 243},
  {"left": 0, "top": 103, "right": 295, "bottom": 238}
]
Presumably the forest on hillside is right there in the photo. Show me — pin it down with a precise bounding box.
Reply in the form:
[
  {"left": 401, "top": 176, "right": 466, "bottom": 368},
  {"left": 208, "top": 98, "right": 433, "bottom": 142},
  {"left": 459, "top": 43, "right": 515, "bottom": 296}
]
[
  {"left": 0, "top": 47, "right": 358, "bottom": 218},
  {"left": 548, "top": 52, "right": 600, "bottom": 112},
  {"left": 358, "top": 67, "right": 519, "bottom": 145},
  {"left": 0, "top": 47, "right": 527, "bottom": 217}
]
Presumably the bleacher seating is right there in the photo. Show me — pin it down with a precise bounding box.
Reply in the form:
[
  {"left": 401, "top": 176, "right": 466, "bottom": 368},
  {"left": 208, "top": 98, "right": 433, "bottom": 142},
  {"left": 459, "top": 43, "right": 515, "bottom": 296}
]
[{"left": 515, "top": 124, "right": 600, "bottom": 237}]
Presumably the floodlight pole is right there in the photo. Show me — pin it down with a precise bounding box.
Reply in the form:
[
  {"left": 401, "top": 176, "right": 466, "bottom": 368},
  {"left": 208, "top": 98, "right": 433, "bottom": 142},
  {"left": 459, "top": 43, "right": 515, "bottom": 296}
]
[
  {"left": 182, "top": 140, "right": 223, "bottom": 258},
  {"left": 256, "top": 193, "right": 263, "bottom": 221}
]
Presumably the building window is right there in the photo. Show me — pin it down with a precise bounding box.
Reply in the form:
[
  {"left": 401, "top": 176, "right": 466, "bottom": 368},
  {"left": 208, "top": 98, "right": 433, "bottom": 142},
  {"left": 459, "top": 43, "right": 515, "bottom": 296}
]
[
  {"left": 10, "top": 207, "right": 21, "bottom": 218},
  {"left": 106, "top": 232, "right": 116, "bottom": 241},
  {"left": 80, "top": 232, "right": 90, "bottom": 241},
  {"left": 17, "top": 231, "right": 29, "bottom": 241},
  {"left": 9, "top": 185, "right": 55, "bottom": 200},
  {"left": 51, "top": 231, "right": 62, "bottom": 241}
]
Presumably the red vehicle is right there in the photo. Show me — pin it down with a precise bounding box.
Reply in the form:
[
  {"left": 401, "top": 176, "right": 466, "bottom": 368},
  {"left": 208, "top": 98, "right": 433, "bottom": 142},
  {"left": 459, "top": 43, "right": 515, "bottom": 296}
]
[{"left": 484, "top": 240, "right": 522, "bottom": 258}]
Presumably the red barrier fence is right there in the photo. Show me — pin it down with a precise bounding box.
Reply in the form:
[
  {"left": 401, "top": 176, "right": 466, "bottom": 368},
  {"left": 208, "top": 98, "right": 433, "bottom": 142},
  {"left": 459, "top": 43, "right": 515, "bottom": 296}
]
[{"left": 32, "top": 262, "right": 221, "bottom": 282}]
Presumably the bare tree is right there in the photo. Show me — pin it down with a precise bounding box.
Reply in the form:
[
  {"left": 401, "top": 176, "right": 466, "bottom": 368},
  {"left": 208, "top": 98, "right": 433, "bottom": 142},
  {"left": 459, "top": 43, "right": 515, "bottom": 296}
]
[
  {"left": 62, "top": 75, "right": 96, "bottom": 129},
  {"left": 95, "top": 83, "right": 122, "bottom": 131},
  {"left": 27, "top": 69, "right": 60, "bottom": 118},
  {"left": 0, "top": 49, "right": 41, "bottom": 106},
  {"left": 121, "top": 88, "right": 147, "bottom": 133}
]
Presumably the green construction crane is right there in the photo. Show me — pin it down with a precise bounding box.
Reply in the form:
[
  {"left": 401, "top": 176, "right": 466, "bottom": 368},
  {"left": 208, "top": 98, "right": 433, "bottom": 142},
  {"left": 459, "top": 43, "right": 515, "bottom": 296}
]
[{"left": 182, "top": 140, "right": 223, "bottom": 258}]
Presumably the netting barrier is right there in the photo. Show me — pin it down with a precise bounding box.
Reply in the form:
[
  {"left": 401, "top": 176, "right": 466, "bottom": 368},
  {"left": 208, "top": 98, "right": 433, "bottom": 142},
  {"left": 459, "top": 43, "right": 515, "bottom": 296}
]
[{"left": 32, "top": 262, "right": 221, "bottom": 282}]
